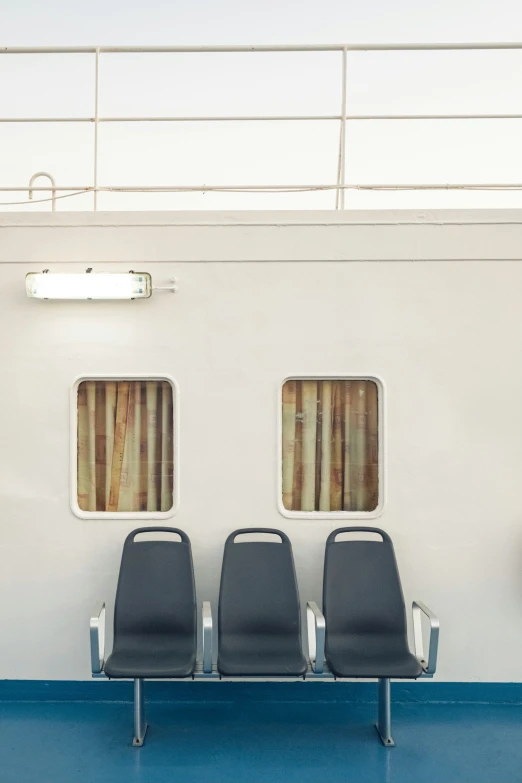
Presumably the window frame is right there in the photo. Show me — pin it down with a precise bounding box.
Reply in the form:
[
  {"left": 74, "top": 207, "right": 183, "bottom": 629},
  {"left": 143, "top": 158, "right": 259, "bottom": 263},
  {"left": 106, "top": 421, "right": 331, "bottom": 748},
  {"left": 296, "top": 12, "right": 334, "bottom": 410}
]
[
  {"left": 70, "top": 373, "right": 180, "bottom": 520},
  {"left": 277, "top": 375, "right": 385, "bottom": 520}
]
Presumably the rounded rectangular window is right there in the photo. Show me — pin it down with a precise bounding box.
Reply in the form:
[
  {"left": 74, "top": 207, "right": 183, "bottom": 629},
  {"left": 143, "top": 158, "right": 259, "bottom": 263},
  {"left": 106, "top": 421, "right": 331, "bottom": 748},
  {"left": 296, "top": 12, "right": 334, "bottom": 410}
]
[
  {"left": 76, "top": 379, "right": 174, "bottom": 515},
  {"left": 281, "top": 378, "right": 380, "bottom": 514}
]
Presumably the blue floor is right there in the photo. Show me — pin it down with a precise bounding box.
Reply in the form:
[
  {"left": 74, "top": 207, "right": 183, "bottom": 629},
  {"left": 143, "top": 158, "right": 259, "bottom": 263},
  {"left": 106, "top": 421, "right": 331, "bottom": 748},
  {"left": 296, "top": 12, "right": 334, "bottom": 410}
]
[{"left": 1, "top": 686, "right": 521, "bottom": 783}]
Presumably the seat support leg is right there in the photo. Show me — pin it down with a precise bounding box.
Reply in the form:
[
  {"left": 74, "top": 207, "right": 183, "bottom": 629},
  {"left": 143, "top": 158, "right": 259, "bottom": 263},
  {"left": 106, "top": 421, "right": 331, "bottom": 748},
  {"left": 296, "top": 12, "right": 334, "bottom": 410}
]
[
  {"left": 132, "top": 678, "right": 148, "bottom": 747},
  {"left": 375, "top": 677, "right": 395, "bottom": 747}
]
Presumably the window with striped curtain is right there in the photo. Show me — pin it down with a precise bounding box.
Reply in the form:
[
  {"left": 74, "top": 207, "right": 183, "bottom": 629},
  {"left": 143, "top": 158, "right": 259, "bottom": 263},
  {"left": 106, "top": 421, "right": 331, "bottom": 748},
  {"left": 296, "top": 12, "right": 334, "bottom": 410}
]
[
  {"left": 77, "top": 379, "right": 174, "bottom": 513},
  {"left": 281, "top": 379, "right": 379, "bottom": 513}
]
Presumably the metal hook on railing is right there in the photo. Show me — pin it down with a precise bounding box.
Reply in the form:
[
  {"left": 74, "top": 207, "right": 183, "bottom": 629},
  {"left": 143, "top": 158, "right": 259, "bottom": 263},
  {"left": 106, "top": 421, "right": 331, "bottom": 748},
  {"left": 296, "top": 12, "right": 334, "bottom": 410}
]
[{"left": 28, "top": 171, "right": 57, "bottom": 211}]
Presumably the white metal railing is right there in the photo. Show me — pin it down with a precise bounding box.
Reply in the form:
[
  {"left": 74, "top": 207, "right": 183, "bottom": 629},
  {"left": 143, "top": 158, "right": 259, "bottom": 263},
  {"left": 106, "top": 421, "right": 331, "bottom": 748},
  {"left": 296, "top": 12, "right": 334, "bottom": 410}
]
[{"left": 1, "top": 43, "right": 522, "bottom": 210}]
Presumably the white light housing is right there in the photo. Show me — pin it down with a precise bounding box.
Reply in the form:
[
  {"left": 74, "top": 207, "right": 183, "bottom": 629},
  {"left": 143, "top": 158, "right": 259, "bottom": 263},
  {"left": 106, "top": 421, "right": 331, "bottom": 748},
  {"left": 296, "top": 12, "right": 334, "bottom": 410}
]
[{"left": 26, "top": 272, "right": 152, "bottom": 300}]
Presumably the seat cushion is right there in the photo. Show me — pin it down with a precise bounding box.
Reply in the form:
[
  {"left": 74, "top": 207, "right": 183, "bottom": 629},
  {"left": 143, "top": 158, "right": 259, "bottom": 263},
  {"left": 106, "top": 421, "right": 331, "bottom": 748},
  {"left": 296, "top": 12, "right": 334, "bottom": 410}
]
[
  {"left": 104, "top": 638, "right": 196, "bottom": 678},
  {"left": 218, "top": 646, "right": 307, "bottom": 677},
  {"left": 326, "top": 635, "right": 423, "bottom": 679}
]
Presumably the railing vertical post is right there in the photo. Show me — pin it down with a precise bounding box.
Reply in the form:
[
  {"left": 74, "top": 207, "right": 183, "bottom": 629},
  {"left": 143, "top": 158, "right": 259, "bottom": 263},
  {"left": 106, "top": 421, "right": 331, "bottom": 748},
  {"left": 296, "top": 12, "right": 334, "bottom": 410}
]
[
  {"left": 335, "top": 46, "right": 348, "bottom": 210},
  {"left": 93, "top": 47, "right": 100, "bottom": 211}
]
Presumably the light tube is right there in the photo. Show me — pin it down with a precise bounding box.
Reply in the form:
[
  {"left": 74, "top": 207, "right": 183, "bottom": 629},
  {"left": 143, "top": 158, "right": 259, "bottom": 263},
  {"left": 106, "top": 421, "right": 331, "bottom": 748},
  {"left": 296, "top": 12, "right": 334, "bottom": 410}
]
[{"left": 26, "top": 272, "right": 152, "bottom": 300}]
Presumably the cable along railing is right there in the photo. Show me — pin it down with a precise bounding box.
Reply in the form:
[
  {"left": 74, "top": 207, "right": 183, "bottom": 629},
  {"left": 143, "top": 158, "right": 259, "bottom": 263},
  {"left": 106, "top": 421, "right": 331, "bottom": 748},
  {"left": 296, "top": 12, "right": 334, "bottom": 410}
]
[{"left": 1, "top": 42, "right": 522, "bottom": 210}]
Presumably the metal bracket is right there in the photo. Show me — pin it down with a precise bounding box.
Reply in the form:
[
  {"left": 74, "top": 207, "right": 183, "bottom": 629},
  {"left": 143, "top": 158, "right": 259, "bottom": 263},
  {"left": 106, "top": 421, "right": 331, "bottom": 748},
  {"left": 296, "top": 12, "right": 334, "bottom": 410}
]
[
  {"left": 202, "top": 601, "right": 213, "bottom": 674},
  {"left": 306, "top": 601, "right": 326, "bottom": 674},
  {"left": 412, "top": 600, "right": 439, "bottom": 676},
  {"left": 152, "top": 276, "right": 177, "bottom": 293},
  {"left": 90, "top": 601, "right": 106, "bottom": 675}
]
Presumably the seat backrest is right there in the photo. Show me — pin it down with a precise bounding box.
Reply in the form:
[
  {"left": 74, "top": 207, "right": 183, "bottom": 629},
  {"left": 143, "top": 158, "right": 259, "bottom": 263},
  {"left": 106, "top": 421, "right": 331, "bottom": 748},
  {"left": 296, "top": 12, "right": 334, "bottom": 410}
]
[
  {"left": 323, "top": 527, "right": 407, "bottom": 639},
  {"left": 218, "top": 528, "right": 302, "bottom": 643},
  {"left": 113, "top": 527, "right": 196, "bottom": 644}
]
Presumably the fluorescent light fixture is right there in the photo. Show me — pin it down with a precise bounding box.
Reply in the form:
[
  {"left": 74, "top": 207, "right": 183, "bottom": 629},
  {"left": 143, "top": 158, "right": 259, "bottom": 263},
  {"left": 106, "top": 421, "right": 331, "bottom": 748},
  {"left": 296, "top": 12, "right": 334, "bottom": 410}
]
[{"left": 26, "top": 272, "right": 152, "bottom": 300}]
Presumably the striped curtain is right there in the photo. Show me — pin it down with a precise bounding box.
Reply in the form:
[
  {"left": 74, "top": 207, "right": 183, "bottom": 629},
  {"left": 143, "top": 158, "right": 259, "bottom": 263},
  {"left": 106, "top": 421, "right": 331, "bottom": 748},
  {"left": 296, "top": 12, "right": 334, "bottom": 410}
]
[
  {"left": 77, "top": 380, "right": 174, "bottom": 512},
  {"left": 282, "top": 379, "right": 378, "bottom": 512}
]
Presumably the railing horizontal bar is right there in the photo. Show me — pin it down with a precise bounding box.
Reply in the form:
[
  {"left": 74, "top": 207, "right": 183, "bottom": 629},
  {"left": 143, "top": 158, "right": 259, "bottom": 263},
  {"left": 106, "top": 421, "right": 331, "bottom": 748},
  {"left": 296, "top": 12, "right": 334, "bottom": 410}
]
[
  {"left": 0, "top": 118, "right": 94, "bottom": 123},
  {"left": 98, "top": 113, "right": 522, "bottom": 122},
  {"left": 101, "top": 115, "right": 340, "bottom": 122},
  {"left": 0, "top": 115, "right": 339, "bottom": 124},
  {"left": 0, "top": 187, "right": 91, "bottom": 191},
  {"left": 341, "top": 183, "right": 522, "bottom": 190},
  {"left": 344, "top": 114, "right": 522, "bottom": 120},
  {"left": 0, "top": 47, "right": 97, "bottom": 54},
  {"left": 100, "top": 184, "right": 522, "bottom": 191},
  {"left": 4, "top": 183, "right": 522, "bottom": 194},
  {"left": 3, "top": 43, "right": 522, "bottom": 54},
  {"left": 18, "top": 112, "right": 522, "bottom": 124},
  {"left": 3, "top": 113, "right": 522, "bottom": 124}
]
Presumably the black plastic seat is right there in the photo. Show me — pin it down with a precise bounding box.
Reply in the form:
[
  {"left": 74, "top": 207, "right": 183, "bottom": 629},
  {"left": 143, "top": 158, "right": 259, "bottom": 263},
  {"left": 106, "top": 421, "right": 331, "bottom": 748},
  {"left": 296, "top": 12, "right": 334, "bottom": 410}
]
[
  {"left": 104, "top": 527, "right": 197, "bottom": 679},
  {"left": 323, "top": 527, "right": 423, "bottom": 679},
  {"left": 217, "top": 528, "right": 307, "bottom": 676}
]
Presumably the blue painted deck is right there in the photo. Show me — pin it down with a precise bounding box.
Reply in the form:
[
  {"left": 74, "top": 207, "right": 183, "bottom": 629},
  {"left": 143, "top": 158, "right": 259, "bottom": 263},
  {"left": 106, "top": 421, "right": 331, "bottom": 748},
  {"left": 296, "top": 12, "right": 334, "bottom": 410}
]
[{"left": 1, "top": 683, "right": 521, "bottom": 783}]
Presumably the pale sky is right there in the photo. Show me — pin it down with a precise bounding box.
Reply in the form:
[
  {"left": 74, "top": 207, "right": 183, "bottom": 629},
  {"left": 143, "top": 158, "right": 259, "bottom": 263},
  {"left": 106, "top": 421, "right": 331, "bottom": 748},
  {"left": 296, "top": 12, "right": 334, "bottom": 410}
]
[{"left": 2, "top": 0, "right": 522, "bottom": 211}]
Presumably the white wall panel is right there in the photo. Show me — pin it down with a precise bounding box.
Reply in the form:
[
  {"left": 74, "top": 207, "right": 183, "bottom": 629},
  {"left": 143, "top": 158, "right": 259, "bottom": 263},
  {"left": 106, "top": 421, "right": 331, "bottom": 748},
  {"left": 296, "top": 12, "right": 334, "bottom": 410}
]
[{"left": 0, "top": 209, "right": 521, "bottom": 681}]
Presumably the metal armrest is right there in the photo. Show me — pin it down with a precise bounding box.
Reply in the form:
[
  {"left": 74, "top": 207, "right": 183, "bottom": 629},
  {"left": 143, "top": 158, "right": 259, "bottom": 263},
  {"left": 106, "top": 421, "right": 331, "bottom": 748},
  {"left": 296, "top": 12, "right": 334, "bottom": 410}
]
[
  {"left": 412, "top": 600, "right": 439, "bottom": 676},
  {"left": 202, "top": 601, "right": 213, "bottom": 674},
  {"left": 90, "top": 601, "right": 106, "bottom": 675},
  {"left": 307, "top": 601, "right": 325, "bottom": 674}
]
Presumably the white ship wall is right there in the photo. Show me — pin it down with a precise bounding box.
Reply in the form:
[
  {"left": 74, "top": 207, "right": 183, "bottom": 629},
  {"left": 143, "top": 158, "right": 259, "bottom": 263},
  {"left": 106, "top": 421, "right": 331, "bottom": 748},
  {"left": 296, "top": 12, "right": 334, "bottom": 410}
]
[{"left": 0, "top": 209, "right": 521, "bottom": 682}]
